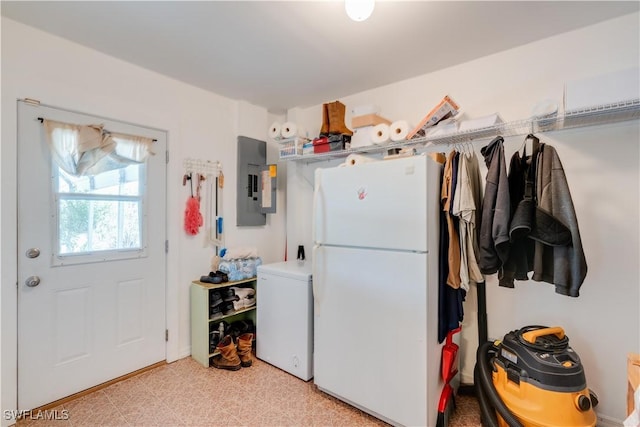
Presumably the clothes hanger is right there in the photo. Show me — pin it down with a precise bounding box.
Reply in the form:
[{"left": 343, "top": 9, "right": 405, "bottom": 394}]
[{"left": 519, "top": 134, "right": 540, "bottom": 158}]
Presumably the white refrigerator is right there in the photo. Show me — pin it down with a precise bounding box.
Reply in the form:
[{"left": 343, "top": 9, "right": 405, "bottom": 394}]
[{"left": 312, "top": 155, "right": 443, "bottom": 427}]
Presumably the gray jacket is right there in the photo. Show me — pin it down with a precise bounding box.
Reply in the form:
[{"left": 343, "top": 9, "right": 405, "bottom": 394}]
[
  {"left": 533, "top": 144, "right": 587, "bottom": 297},
  {"left": 479, "top": 137, "right": 511, "bottom": 275}
]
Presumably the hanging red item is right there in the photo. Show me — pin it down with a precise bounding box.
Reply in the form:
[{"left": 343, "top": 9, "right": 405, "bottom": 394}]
[
  {"left": 183, "top": 173, "right": 203, "bottom": 235},
  {"left": 184, "top": 196, "right": 203, "bottom": 235}
]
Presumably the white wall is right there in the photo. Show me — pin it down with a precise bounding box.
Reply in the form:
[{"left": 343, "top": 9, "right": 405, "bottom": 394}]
[
  {"left": 286, "top": 12, "right": 640, "bottom": 424},
  {"left": 1, "top": 17, "right": 285, "bottom": 420}
]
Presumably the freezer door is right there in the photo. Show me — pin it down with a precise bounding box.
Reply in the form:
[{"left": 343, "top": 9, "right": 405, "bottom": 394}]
[
  {"left": 313, "top": 245, "right": 442, "bottom": 427},
  {"left": 314, "top": 156, "right": 435, "bottom": 252},
  {"left": 256, "top": 270, "right": 313, "bottom": 381}
]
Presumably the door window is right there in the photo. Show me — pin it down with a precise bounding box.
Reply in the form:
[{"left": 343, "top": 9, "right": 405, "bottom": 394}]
[{"left": 53, "top": 163, "right": 147, "bottom": 265}]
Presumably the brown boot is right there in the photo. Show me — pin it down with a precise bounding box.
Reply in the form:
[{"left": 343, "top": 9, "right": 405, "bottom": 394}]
[
  {"left": 320, "top": 103, "right": 329, "bottom": 136},
  {"left": 211, "top": 335, "right": 241, "bottom": 371},
  {"left": 327, "top": 101, "right": 353, "bottom": 136},
  {"left": 236, "top": 333, "right": 254, "bottom": 367}
]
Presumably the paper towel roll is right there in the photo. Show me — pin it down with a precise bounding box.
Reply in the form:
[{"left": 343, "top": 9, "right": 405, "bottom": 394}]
[
  {"left": 281, "top": 122, "right": 305, "bottom": 139},
  {"left": 371, "top": 123, "right": 390, "bottom": 145},
  {"left": 343, "top": 154, "right": 379, "bottom": 167},
  {"left": 389, "top": 120, "right": 411, "bottom": 142},
  {"left": 268, "top": 122, "right": 282, "bottom": 139}
]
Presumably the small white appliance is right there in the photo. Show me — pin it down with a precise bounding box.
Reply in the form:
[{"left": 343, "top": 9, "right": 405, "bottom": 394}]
[
  {"left": 313, "top": 155, "right": 443, "bottom": 426},
  {"left": 256, "top": 261, "right": 313, "bottom": 381}
]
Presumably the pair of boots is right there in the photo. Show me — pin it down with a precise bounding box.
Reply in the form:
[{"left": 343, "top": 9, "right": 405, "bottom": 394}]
[
  {"left": 320, "top": 101, "right": 353, "bottom": 137},
  {"left": 211, "top": 333, "right": 253, "bottom": 371}
]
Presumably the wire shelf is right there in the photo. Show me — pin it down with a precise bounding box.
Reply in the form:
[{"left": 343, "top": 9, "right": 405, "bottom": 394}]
[{"left": 280, "top": 99, "right": 640, "bottom": 162}]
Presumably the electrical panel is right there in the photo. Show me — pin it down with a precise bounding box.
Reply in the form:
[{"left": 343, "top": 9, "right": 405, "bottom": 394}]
[{"left": 236, "top": 136, "right": 277, "bottom": 226}]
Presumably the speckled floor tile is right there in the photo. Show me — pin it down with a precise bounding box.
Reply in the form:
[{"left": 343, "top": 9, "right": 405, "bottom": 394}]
[{"left": 17, "top": 356, "right": 482, "bottom": 427}]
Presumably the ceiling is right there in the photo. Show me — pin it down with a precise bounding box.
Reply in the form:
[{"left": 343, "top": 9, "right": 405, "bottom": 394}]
[{"left": 2, "top": 1, "right": 638, "bottom": 114}]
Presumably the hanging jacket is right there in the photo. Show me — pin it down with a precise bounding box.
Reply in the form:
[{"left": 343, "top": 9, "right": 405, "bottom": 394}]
[
  {"left": 479, "top": 137, "right": 511, "bottom": 275},
  {"left": 436, "top": 153, "right": 465, "bottom": 343},
  {"left": 532, "top": 144, "right": 587, "bottom": 297},
  {"left": 442, "top": 151, "right": 461, "bottom": 289},
  {"left": 499, "top": 141, "right": 539, "bottom": 287},
  {"left": 452, "top": 152, "right": 484, "bottom": 290}
]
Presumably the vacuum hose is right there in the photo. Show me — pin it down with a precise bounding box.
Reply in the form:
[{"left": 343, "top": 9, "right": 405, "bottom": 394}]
[{"left": 475, "top": 341, "right": 523, "bottom": 427}]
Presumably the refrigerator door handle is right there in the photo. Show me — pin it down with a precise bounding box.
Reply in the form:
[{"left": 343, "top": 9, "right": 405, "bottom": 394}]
[
  {"left": 312, "top": 168, "right": 323, "bottom": 245},
  {"left": 312, "top": 244, "right": 322, "bottom": 315}
]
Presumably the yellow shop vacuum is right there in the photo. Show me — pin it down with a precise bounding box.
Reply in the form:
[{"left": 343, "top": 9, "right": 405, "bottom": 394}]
[{"left": 475, "top": 325, "right": 598, "bottom": 427}]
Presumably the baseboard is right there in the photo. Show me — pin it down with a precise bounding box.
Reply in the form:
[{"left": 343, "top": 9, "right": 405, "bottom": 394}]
[
  {"left": 177, "top": 346, "right": 191, "bottom": 360},
  {"left": 596, "top": 412, "right": 623, "bottom": 427}
]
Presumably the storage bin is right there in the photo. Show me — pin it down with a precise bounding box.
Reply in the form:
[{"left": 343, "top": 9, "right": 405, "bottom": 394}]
[{"left": 278, "top": 138, "right": 304, "bottom": 159}]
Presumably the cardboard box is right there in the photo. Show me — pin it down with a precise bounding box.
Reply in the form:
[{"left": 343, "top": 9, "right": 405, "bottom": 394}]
[
  {"left": 350, "top": 126, "right": 374, "bottom": 148},
  {"left": 407, "top": 95, "right": 460, "bottom": 139},
  {"left": 351, "top": 114, "right": 392, "bottom": 129}
]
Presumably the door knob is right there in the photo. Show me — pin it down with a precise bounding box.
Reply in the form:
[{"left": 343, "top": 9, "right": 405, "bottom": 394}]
[
  {"left": 25, "top": 248, "right": 40, "bottom": 258},
  {"left": 25, "top": 276, "right": 40, "bottom": 287}
]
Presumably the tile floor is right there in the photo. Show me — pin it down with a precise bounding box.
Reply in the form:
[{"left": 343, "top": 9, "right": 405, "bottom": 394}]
[{"left": 18, "top": 356, "right": 482, "bottom": 426}]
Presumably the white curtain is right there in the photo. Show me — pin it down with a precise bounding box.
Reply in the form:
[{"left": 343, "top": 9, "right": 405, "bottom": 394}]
[{"left": 43, "top": 119, "right": 155, "bottom": 176}]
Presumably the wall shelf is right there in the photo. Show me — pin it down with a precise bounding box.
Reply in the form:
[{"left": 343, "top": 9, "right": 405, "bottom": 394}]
[{"left": 278, "top": 99, "right": 640, "bottom": 162}]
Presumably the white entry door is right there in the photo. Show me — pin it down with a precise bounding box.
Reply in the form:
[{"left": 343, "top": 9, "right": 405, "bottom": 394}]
[{"left": 17, "top": 101, "right": 167, "bottom": 410}]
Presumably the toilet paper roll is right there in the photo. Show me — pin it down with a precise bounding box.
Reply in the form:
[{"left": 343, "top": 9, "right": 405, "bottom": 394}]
[
  {"left": 268, "top": 122, "right": 282, "bottom": 139},
  {"left": 342, "top": 153, "right": 379, "bottom": 167},
  {"left": 371, "top": 123, "right": 390, "bottom": 145},
  {"left": 389, "top": 120, "right": 411, "bottom": 142},
  {"left": 281, "top": 122, "right": 305, "bottom": 139}
]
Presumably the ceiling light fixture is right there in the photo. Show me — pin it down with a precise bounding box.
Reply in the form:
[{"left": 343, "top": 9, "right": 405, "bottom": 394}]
[{"left": 345, "top": 0, "right": 375, "bottom": 22}]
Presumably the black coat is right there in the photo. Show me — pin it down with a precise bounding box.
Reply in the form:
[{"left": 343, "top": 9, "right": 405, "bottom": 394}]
[{"left": 479, "top": 137, "right": 511, "bottom": 275}]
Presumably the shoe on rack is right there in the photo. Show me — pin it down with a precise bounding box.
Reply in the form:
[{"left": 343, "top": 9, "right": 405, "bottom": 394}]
[
  {"left": 232, "top": 299, "right": 245, "bottom": 311},
  {"left": 320, "top": 103, "right": 329, "bottom": 137},
  {"left": 216, "top": 271, "right": 229, "bottom": 282},
  {"left": 219, "top": 301, "right": 235, "bottom": 316},
  {"left": 221, "top": 288, "right": 236, "bottom": 302},
  {"left": 209, "top": 271, "right": 229, "bottom": 283},
  {"left": 209, "top": 291, "right": 223, "bottom": 307},
  {"left": 228, "top": 320, "right": 255, "bottom": 340},
  {"left": 230, "top": 286, "right": 255, "bottom": 299},
  {"left": 327, "top": 101, "right": 353, "bottom": 136},
  {"left": 209, "top": 304, "right": 223, "bottom": 320},
  {"left": 212, "top": 320, "right": 229, "bottom": 337},
  {"left": 236, "top": 333, "right": 254, "bottom": 367},
  {"left": 209, "top": 330, "right": 222, "bottom": 353},
  {"left": 200, "top": 275, "right": 222, "bottom": 284},
  {"left": 244, "top": 294, "right": 256, "bottom": 308},
  {"left": 211, "top": 335, "right": 241, "bottom": 371}
]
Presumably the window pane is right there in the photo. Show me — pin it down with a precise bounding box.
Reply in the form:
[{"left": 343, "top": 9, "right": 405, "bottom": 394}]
[
  {"left": 59, "top": 199, "right": 141, "bottom": 255},
  {"left": 57, "top": 164, "right": 142, "bottom": 196}
]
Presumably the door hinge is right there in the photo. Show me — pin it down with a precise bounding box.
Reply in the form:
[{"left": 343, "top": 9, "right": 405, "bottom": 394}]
[
  {"left": 165, "top": 240, "right": 169, "bottom": 253},
  {"left": 166, "top": 150, "right": 169, "bottom": 164},
  {"left": 165, "top": 329, "right": 169, "bottom": 342}
]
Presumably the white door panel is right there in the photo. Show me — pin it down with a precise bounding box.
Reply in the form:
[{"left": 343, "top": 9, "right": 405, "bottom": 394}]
[
  {"left": 313, "top": 156, "right": 432, "bottom": 251},
  {"left": 17, "top": 101, "right": 166, "bottom": 410}
]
